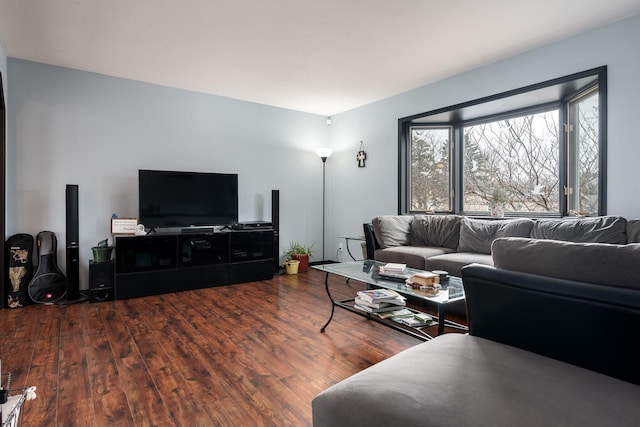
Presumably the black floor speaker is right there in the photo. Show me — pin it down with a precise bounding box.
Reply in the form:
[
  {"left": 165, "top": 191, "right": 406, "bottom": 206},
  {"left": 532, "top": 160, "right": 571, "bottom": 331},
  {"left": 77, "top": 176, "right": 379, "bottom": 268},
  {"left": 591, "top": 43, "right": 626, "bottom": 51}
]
[
  {"left": 272, "top": 190, "right": 280, "bottom": 272},
  {"left": 89, "top": 260, "right": 114, "bottom": 303},
  {"left": 58, "top": 184, "right": 88, "bottom": 304}
]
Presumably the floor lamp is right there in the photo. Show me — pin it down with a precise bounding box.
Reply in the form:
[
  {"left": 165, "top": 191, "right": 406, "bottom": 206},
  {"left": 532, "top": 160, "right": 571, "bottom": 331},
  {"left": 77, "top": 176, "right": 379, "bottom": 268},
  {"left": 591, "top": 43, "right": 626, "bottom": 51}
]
[{"left": 316, "top": 148, "right": 333, "bottom": 262}]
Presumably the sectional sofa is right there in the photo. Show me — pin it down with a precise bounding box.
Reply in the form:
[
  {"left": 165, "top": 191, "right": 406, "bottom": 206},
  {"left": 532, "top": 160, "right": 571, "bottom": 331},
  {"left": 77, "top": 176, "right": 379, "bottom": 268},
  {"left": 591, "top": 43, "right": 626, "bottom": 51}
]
[
  {"left": 313, "top": 215, "right": 640, "bottom": 426},
  {"left": 364, "top": 214, "right": 640, "bottom": 277},
  {"left": 312, "top": 262, "right": 640, "bottom": 427}
]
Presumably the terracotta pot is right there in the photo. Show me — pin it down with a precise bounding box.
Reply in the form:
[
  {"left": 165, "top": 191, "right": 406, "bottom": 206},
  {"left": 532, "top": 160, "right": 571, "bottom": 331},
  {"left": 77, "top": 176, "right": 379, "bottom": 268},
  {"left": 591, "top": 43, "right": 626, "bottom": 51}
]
[{"left": 292, "top": 254, "right": 309, "bottom": 272}]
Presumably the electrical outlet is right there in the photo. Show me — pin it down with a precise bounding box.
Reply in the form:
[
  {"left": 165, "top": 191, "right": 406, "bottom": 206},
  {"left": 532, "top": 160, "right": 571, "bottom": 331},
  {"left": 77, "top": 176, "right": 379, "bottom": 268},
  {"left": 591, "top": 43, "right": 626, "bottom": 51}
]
[{"left": 338, "top": 242, "right": 343, "bottom": 251}]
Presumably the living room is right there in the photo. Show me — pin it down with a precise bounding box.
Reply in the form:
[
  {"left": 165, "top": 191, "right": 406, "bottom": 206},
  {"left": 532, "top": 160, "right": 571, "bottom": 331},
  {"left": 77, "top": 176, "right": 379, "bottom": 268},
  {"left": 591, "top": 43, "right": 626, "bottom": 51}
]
[{"left": 2, "top": 1, "right": 640, "bottom": 426}]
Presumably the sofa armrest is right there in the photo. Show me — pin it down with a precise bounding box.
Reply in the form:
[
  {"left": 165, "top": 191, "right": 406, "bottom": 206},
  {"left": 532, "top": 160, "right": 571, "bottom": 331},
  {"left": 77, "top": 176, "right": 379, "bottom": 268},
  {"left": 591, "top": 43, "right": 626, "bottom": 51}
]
[
  {"left": 362, "top": 223, "right": 379, "bottom": 260},
  {"left": 461, "top": 264, "right": 640, "bottom": 385}
]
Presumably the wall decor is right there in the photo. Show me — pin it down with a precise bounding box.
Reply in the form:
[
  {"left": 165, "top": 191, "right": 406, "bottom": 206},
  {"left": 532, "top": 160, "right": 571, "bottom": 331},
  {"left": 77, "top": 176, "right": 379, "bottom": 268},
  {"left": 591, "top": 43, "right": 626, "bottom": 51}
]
[{"left": 356, "top": 141, "right": 366, "bottom": 167}]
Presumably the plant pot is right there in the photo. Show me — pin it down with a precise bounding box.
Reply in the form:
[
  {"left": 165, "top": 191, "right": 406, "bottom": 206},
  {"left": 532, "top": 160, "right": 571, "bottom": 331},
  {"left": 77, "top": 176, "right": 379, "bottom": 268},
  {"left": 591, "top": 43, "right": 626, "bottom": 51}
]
[
  {"left": 490, "top": 203, "right": 505, "bottom": 218},
  {"left": 284, "top": 260, "right": 300, "bottom": 275},
  {"left": 292, "top": 253, "right": 309, "bottom": 272},
  {"left": 91, "top": 246, "right": 114, "bottom": 263}
]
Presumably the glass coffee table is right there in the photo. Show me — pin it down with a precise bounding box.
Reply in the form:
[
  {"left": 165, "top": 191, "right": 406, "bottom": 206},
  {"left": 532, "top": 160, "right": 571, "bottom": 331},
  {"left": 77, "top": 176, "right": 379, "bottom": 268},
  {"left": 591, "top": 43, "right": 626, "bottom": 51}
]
[{"left": 313, "top": 260, "right": 467, "bottom": 340}]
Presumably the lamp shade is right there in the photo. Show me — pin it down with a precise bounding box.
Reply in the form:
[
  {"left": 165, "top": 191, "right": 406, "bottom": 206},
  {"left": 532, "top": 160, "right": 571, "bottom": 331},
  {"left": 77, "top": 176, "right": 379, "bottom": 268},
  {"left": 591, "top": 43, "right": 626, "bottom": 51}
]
[{"left": 316, "top": 148, "right": 333, "bottom": 160}]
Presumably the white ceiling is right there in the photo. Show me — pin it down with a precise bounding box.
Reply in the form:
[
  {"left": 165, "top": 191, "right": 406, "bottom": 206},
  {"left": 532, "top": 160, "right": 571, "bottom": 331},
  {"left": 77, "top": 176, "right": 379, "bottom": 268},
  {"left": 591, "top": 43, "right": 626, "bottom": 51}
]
[{"left": 1, "top": 0, "right": 640, "bottom": 116}]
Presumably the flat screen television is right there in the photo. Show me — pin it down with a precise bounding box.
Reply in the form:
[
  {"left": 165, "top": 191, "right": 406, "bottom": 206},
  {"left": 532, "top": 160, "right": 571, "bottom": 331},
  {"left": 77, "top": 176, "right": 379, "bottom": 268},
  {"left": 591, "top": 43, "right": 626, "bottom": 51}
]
[{"left": 139, "top": 169, "right": 238, "bottom": 229}]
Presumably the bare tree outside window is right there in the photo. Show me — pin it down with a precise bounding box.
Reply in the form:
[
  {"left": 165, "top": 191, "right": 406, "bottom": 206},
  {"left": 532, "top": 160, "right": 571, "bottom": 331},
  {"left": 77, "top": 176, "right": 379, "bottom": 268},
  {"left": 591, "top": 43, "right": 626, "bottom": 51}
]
[
  {"left": 463, "top": 111, "right": 560, "bottom": 214},
  {"left": 410, "top": 127, "right": 451, "bottom": 211}
]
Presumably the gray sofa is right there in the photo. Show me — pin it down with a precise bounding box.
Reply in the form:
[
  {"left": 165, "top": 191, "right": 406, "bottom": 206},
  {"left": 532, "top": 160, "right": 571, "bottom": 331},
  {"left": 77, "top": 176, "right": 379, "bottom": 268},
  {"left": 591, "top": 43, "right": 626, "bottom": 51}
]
[
  {"left": 312, "top": 255, "right": 640, "bottom": 426},
  {"left": 364, "top": 214, "right": 640, "bottom": 277}
]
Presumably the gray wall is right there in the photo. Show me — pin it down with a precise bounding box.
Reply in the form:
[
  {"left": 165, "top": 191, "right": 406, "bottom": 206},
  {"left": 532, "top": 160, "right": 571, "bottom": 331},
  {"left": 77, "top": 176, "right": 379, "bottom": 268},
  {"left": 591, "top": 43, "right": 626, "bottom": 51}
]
[
  {"left": 6, "top": 60, "right": 329, "bottom": 288},
  {"left": 328, "top": 12, "right": 640, "bottom": 262},
  {"left": 4, "top": 12, "right": 640, "bottom": 279}
]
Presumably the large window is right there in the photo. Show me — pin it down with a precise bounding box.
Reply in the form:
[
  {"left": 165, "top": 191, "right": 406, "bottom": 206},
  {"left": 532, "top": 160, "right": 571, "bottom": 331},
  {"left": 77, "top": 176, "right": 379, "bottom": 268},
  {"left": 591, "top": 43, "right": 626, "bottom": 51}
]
[
  {"left": 462, "top": 109, "right": 560, "bottom": 214},
  {"left": 399, "top": 67, "right": 606, "bottom": 217}
]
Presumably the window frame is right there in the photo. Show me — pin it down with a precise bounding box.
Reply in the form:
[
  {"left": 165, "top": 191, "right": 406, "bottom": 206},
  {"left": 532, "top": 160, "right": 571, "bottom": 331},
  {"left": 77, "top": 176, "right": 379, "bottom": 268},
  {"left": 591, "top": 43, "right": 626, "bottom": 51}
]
[{"left": 398, "top": 66, "right": 607, "bottom": 218}]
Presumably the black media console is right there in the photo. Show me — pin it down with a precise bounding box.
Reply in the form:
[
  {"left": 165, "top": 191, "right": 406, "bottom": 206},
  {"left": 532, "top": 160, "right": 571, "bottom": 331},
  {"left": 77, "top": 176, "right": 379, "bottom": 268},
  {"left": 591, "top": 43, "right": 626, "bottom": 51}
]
[{"left": 114, "top": 229, "right": 274, "bottom": 299}]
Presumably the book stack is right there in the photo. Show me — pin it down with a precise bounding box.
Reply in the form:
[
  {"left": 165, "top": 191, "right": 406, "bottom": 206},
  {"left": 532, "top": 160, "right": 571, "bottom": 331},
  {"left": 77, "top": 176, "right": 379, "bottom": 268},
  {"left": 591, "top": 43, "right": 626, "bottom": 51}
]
[
  {"left": 381, "top": 263, "right": 407, "bottom": 273},
  {"left": 406, "top": 271, "right": 441, "bottom": 294},
  {"left": 395, "top": 312, "right": 436, "bottom": 327},
  {"left": 377, "top": 263, "right": 410, "bottom": 281},
  {"left": 354, "top": 289, "right": 407, "bottom": 313}
]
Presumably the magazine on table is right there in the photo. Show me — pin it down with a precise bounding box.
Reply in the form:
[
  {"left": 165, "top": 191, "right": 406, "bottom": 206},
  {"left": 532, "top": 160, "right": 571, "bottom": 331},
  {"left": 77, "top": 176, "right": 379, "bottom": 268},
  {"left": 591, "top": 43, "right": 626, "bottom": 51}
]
[{"left": 356, "top": 289, "right": 405, "bottom": 304}]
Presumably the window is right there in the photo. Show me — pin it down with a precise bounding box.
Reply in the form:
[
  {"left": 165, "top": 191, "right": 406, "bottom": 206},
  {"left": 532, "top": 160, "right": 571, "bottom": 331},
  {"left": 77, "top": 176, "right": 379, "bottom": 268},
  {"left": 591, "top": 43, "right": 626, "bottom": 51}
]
[
  {"left": 462, "top": 109, "right": 560, "bottom": 214},
  {"left": 399, "top": 67, "right": 606, "bottom": 217},
  {"left": 409, "top": 127, "right": 452, "bottom": 212},
  {"left": 567, "top": 87, "right": 600, "bottom": 215}
]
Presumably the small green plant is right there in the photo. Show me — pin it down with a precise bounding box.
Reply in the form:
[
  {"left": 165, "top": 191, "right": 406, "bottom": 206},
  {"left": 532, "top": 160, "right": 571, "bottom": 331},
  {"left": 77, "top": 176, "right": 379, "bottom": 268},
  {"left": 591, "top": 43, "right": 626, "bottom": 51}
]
[
  {"left": 285, "top": 241, "right": 314, "bottom": 260},
  {"left": 490, "top": 188, "right": 509, "bottom": 205},
  {"left": 96, "top": 238, "right": 110, "bottom": 248}
]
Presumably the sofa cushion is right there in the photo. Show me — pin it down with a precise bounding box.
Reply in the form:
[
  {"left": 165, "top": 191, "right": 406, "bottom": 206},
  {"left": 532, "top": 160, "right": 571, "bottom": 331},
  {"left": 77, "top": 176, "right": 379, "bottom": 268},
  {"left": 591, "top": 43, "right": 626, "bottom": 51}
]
[
  {"left": 458, "top": 218, "right": 535, "bottom": 254},
  {"left": 426, "top": 252, "right": 493, "bottom": 277},
  {"left": 492, "top": 237, "right": 640, "bottom": 289},
  {"left": 312, "top": 334, "right": 640, "bottom": 427},
  {"left": 371, "top": 215, "right": 413, "bottom": 248},
  {"left": 628, "top": 219, "right": 640, "bottom": 243},
  {"left": 531, "top": 215, "right": 627, "bottom": 244},
  {"left": 410, "top": 215, "right": 462, "bottom": 250},
  {"left": 374, "top": 246, "right": 454, "bottom": 270}
]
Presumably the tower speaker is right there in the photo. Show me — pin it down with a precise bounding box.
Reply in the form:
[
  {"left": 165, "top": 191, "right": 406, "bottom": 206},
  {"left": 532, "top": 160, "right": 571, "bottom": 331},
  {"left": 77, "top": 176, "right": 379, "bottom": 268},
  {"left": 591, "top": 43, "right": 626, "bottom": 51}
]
[
  {"left": 59, "top": 184, "right": 87, "bottom": 304},
  {"left": 272, "top": 190, "right": 280, "bottom": 272},
  {"left": 271, "top": 189, "right": 279, "bottom": 232},
  {"left": 89, "top": 260, "right": 114, "bottom": 303}
]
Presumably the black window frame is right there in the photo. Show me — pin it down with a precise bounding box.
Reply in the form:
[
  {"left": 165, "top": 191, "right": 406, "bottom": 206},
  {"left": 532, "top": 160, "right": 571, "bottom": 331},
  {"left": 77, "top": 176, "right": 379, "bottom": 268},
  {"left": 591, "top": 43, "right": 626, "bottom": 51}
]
[{"left": 398, "top": 66, "right": 607, "bottom": 218}]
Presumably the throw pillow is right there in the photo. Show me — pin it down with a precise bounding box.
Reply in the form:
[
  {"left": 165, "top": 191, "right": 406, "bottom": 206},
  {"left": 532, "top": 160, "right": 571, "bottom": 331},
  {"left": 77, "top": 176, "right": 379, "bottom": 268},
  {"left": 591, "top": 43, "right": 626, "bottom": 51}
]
[
  {"left": 410, "top": 215, "right": 462, "bottom": 250},
  {"left": 371, "top": 216, "right": 413, "bottom": 248},
  {"left": 492, "top": 237, "right": 640, "bottom": 289},
  {"left": 627, "top": 219, "right": 640, "bottom": 243},
  {"left": 458, "top": 218, "right": 535, "bottom": 254},
  {"left": 531, "top": 216, "right": 627, "bottom": 244}
]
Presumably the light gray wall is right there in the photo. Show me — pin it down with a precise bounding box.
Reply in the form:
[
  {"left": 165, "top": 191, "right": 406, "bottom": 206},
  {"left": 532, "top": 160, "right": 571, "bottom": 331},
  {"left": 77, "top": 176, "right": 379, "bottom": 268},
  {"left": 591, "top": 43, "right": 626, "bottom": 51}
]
[
  {"left": 5, "top": 12, "right": 640, "bottom": 275},
  {"left": 327, "top": 12, "right": 640, "bottom": 262},
  {"left": 6, "top": 60, "right": 329, "bottom": 288}
]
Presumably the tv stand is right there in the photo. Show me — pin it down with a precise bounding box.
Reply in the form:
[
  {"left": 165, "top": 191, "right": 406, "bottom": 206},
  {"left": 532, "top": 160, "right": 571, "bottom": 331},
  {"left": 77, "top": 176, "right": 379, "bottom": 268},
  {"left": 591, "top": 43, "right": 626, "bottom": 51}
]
[{"left": 114, "top": 229, "right": 274, "bottom": 299}]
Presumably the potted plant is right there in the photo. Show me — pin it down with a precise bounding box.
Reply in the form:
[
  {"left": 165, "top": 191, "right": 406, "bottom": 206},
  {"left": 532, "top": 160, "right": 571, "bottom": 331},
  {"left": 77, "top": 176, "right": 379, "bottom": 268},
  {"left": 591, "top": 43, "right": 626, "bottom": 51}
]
[
  {"left": 489, "top": 188, "right": 509, "bottom": 218},
  {"left": 285, "top": 242, "right": 314, "bottom": 272},
  {"left": 91, "top": 238, "right": 114, "bottom": 263},
  {"left": 283, "top": 253, "right": 300, "bottom": 275}
]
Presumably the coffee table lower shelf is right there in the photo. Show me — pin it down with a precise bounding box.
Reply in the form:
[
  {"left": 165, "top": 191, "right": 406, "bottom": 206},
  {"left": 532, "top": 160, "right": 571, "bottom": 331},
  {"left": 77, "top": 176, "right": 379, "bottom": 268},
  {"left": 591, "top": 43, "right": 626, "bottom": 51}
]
[{"left": 323, "top": 298, "right": 466, "bottom": 341}]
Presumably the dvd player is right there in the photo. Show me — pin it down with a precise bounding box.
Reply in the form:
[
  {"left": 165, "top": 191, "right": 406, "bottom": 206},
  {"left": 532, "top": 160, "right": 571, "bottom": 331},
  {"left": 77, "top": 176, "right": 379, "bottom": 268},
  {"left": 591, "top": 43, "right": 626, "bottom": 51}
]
[{"left": 232, "top": 221, "right": 273, "bottom": 230}]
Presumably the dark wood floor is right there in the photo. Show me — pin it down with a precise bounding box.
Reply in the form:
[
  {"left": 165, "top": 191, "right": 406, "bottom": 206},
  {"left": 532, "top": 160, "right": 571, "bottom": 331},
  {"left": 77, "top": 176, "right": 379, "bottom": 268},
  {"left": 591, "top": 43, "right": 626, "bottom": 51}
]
[{"left": 1, "top": 268, "right": 466, "bottom": 426}]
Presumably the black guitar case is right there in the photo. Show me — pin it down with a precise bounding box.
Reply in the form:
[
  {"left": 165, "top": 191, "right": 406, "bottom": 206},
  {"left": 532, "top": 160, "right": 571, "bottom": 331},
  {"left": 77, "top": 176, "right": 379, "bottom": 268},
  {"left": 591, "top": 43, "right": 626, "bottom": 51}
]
[
  {"left": 6, "top": 233, "right": 34, "bottom": 308},
  {"left": 28, "top": 231, "right": 67, "bottom": 304}
]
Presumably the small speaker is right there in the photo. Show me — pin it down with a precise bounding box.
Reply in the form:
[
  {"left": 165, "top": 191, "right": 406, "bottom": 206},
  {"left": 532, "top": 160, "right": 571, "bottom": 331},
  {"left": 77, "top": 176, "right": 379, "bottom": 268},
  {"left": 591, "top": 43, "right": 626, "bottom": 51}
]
[
  {"left": 89, "top": 260, "right": 114, "bottom": 303},
  {"left": 272, "top": 190, "right": 280, "bottom": 272},
  {"left": 65, "top": 184, "right": 80, "bottom": 300}
]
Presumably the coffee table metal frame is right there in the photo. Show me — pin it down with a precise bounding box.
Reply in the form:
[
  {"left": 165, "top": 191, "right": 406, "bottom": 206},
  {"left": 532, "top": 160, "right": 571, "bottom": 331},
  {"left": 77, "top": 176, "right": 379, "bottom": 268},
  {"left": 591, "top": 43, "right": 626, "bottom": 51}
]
[{"left": 313, "top": 260, "right": 468, "bottom": 341}]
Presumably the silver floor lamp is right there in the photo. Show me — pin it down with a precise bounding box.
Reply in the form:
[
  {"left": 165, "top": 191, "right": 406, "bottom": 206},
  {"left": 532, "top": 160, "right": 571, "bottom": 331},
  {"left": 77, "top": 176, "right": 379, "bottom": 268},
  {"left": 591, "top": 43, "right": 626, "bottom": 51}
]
[{"left": 316, "top": 148, "right": 333, "bottom": 262}]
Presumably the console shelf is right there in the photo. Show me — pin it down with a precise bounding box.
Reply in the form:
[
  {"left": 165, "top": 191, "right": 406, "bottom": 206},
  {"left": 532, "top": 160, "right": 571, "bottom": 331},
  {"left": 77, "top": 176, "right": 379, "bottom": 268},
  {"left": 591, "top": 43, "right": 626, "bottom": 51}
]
[{"left": 114, "top": 230, "right": 274, "bottom": 299}]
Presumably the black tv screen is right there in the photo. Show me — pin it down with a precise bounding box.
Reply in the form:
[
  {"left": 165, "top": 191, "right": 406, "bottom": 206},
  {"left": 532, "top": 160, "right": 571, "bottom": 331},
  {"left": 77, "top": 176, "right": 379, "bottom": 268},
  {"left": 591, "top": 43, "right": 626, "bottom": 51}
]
[{"left": 139, "top": 169, "right": 238, "bottom": 229}]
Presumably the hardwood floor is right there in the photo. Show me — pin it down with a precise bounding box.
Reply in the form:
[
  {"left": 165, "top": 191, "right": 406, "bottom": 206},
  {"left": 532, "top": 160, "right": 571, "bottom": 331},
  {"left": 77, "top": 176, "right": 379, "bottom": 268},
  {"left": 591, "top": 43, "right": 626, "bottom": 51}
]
[{"left": 1, "top": 268, "right": 466, "bottom": 426}]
